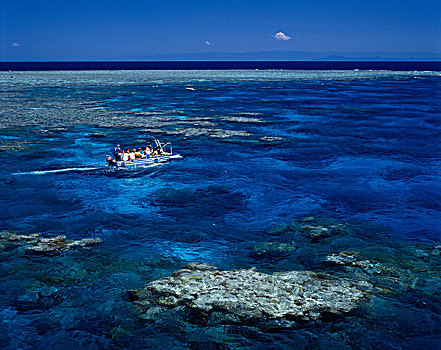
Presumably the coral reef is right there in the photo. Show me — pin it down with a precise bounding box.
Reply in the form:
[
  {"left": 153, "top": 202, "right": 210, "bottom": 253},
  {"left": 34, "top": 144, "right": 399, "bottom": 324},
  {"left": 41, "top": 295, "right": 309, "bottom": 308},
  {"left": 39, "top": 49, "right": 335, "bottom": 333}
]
[
  {"left": 132, "top": 262, "right": 372, "bottom": 328},
  {"left": 0, "top": 231, "right": 102, "bottom": 255}
]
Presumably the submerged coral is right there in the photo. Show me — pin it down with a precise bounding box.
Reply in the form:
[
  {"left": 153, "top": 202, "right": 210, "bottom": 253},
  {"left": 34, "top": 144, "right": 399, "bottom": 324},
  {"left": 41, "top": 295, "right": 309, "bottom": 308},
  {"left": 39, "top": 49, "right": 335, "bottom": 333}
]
[
  {"left": 132, "top": 262, "right": 372, "bottom": 328},
  {"left": 0, "top": 231, "right": 102, "bottom": 255}
]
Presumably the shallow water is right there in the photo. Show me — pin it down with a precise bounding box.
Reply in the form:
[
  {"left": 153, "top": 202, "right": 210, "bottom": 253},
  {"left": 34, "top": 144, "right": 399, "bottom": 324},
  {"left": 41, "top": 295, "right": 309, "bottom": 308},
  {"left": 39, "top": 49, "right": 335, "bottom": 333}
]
[{"left": 0, "top": 70, "right": 440, "bottom": 349}]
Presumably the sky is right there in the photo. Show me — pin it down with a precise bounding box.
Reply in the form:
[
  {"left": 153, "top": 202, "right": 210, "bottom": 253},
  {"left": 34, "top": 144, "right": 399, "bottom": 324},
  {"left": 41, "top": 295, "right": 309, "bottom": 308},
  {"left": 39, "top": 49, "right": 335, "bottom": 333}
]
[{"left": 1, "top": 0, "right": 440, "bottom": 61}]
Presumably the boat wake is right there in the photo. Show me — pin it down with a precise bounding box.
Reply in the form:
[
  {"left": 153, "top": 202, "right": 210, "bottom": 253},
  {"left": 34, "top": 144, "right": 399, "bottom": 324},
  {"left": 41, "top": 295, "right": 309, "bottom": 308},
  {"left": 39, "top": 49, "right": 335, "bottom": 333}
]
[
  {"left": 12, "top": 162, "right": 165, "bottom": 176},
  {"left": 13, "top": 167, "right": 99, "bottom": 175}
]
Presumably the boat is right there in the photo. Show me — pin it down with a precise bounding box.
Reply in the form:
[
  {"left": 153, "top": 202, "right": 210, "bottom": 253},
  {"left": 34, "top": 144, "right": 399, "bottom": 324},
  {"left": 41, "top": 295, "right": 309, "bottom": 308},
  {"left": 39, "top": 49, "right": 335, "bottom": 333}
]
[{"left": 106, "top": 139, "right": 182, "bottom": 167}]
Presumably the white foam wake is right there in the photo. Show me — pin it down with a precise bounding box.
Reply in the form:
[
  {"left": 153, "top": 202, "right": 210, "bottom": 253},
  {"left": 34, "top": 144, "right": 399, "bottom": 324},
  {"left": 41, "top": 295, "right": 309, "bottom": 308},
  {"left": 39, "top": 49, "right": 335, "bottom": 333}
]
[{"left": 13, "top": 167, "right": 98, "bottom": 175}]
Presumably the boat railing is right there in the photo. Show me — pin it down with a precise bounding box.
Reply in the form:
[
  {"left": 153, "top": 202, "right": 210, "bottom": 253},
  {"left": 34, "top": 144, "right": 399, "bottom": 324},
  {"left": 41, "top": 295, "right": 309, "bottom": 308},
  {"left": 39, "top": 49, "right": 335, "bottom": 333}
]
[{"left": 155, "top": 139, "right": 172, "bottom": 154}]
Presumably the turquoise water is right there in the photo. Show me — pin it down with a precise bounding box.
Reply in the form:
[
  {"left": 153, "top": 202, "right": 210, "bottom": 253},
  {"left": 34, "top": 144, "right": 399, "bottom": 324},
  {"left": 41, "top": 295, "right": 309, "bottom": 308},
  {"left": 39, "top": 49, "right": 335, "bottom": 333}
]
[{"left": 0, "top": 70, "right": 440, "bottom": 349}]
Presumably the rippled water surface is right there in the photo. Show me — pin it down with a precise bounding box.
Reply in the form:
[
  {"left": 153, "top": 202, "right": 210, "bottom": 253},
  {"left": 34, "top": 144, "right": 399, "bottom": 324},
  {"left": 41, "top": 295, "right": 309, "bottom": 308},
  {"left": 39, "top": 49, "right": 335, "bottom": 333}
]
[{"left": 1, "top": 70, "right": 440, "bottom": 349}]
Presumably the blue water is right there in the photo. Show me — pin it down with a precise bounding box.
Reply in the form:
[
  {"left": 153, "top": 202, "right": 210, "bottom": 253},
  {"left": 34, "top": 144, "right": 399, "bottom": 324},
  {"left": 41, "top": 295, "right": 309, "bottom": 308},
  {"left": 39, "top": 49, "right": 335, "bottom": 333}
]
[
  {"left": 1, "top": 70, "right": 440, "bottom": 349},
  {"left": 2, "top": 60, "right": 441, "bottom": 71}
]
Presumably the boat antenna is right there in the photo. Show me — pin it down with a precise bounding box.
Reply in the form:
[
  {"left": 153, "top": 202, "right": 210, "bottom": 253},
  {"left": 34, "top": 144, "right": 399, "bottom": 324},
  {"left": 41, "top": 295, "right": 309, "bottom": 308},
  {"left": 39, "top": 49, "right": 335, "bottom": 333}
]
[{"left": 155, "top": 139, "right": 164, "bottom": 154}]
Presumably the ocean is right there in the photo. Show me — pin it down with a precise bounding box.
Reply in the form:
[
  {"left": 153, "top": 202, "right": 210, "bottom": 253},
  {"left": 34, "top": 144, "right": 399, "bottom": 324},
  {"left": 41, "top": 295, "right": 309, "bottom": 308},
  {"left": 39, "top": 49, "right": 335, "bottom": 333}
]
[
  {"left": 0, "top": 68, "right": 440, "bottom": 349},
  {"left": 1, "top": 61, "right": 441, "bottom": 71}
]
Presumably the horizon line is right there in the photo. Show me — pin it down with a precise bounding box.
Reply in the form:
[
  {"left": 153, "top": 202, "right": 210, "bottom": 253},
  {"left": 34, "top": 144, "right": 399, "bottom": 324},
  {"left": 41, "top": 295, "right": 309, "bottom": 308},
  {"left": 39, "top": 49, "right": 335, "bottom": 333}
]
[{"left": 1, "top": 61, "right": 440, "bottom": 72}]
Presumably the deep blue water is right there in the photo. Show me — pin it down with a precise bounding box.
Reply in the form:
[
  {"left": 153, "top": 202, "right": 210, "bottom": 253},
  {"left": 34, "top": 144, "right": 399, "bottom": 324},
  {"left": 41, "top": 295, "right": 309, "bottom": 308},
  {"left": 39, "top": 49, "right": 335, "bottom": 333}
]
[
  {"left": 1, "top": 60, "right": 441, "bottom": 71},
  {"left": 0, "top": 70, "right": 440, "bottom": 349}
]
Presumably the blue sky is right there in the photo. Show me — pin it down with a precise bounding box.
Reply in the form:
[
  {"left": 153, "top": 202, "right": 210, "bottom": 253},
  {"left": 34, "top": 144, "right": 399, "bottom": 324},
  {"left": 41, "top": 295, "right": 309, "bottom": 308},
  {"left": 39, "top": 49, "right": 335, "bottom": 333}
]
[{"left": 1, "top": 0, "right": 440, "bottom": 60}]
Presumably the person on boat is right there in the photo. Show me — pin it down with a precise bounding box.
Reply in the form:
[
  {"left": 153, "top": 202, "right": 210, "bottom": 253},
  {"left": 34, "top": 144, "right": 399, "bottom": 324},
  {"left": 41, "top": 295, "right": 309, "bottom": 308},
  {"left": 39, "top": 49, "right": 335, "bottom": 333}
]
[
  {"left": 122, "top": 150, "right": 129, "bottom": 161},
  {"left": 146, "top": 142, "right": 152, "bottom": 155},
  {"left": 135, "top": 148, "right": 142, "bottom": 159},
  {"left": 114, "top": 144, "right": 122, "bottom": 161},
  {"left": 153, "top": 146, "right": 162, "bottom": 157},
  {"left": 129, "top": 149, "right": 136, "bottom": 161}
]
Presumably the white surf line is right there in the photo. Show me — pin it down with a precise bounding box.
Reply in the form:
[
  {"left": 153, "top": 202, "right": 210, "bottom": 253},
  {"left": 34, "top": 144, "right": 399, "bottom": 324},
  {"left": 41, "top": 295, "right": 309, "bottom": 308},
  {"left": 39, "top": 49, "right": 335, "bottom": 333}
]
[{"left": 13, "top": 167, "right": 98, "bottom": 175}]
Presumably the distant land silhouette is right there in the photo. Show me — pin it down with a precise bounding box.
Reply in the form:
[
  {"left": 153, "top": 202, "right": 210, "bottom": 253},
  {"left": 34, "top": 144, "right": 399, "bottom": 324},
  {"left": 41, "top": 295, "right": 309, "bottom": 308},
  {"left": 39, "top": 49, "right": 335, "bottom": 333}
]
[{"left": 116, "top": 50, "right": 441, "bottom": 62}]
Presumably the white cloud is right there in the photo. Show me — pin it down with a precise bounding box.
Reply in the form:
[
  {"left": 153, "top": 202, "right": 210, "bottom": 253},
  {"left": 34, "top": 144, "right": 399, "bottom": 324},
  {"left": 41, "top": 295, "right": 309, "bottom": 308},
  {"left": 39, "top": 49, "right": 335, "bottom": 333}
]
[
  {"left": 273, "top": 32, "right": 292, "bottom": 41},
  {"left": 205, "top": 41, "right": 211, "bottom": 46},
  {"left": 12, "top": 42, "right": 20, "bottom": 47}
]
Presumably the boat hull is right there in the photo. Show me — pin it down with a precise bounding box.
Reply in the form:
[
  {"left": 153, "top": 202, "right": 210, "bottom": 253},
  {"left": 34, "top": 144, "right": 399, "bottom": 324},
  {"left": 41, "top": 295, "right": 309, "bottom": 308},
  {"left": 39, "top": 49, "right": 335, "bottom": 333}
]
[{"left": 107, "top": 154, "right": 182, "bottom": 167}]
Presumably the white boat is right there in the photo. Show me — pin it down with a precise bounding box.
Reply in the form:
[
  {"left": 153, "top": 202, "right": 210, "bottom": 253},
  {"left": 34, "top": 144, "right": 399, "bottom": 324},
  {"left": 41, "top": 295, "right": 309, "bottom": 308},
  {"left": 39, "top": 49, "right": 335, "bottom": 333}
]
[{"left": 106, "top": 140, "right": 182, "bottom": 167}]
